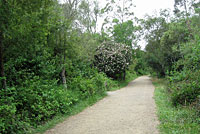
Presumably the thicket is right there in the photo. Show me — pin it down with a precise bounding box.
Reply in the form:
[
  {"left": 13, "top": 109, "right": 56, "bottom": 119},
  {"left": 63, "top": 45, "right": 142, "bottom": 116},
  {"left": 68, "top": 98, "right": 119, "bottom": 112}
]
[
  {"left": 143, "top": 0, "right": 200, "bottom": 116},
  {"left": 169, "top": 32, "right": 200, "bottom": 106},
  {"left": 0, "top": 0, "right": 143, "bottom": 133}
]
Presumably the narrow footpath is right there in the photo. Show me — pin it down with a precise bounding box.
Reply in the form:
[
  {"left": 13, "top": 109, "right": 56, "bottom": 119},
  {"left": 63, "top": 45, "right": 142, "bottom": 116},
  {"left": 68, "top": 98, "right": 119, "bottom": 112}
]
[{"left": 45, "top": 76, "right": 159, "bottom": 134}]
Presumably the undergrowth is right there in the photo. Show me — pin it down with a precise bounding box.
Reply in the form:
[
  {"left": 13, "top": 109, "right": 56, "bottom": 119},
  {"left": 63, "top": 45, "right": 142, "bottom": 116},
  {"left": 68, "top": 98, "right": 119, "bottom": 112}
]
[
  {"left": 32, "top": 71, "right": 137, "bottom": 134},
  {"left": 32, "top": 93, "right": 106, "bottom": 134},
  {"left": 153, "top": 78, "right": 200, "bottom": 134}
]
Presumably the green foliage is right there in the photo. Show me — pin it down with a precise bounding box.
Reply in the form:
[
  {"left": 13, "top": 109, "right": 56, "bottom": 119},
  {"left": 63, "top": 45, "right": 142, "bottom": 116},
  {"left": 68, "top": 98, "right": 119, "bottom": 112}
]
[
  {"left": 153, "top": 78, "right": 200, "bottom": 134},
  {"left": 106, "top": 70, "right": 137, "bottom": 91},
  {"left": 134, "top": 48, "right": 149, "bottom": 75},
  {"left": 94, "top": 41, "right": 132, "bottom": 79},
  {"left": 0, "top": 0, "right": 143, "bottom": 133},
  {"left": 69, "top": 72, "right": 107, "bottom": 99},
  {"left": 168, "top": 35, "right": 200, "bottom": 106},
  {"left": 33, "top": 92, "right": 107, "bottom": 134},
  {"left": 143, "top": 10, "right": 191, "bottom": 77},
  {"left": 0, "top": 78, "right": 79, "bottom": 134},
  {"left": 0, "top": 1, "right": 122, "bottom": 133},
  {"left": 113, "top": 20, "right": 136, "bottom": 47},
  {"left": 144, "top": 11, "right": 197, "bottom": 78},
  {"left": 0, "top": 71, "right": 109, "bottom": 134},
  {"left": 143, "top": 5, "right": 200, "bottom": 120},
  {"left": 143, "top": 14, "right": 169, "bottom": 77},
  {"left": 77, "top": 33, "right": 101, "bottom": 62}
]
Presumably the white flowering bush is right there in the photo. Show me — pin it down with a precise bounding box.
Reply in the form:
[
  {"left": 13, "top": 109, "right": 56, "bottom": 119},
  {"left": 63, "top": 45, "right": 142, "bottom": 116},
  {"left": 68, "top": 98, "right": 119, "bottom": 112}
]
[{"left": 94, "top": 41, "right": 132, "bottom": 79}]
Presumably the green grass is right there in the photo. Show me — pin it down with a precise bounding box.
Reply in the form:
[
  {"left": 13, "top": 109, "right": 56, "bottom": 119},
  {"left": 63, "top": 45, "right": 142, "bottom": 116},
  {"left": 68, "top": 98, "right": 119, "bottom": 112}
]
[
  {"left": 108, "top": 73, "right": 138, "bottom": 91},
  {"left": 152, "top": 78, "right": 200, "bottom": 134},
  {"left": 32, "top": 93, "right": 107, "bottom": 134}
]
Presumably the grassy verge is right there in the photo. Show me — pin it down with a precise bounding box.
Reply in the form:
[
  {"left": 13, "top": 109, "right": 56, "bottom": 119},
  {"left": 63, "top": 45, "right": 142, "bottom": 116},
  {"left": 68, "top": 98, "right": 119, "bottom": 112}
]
[
  {"left": 32, "top": 93, "right": 106, "bottom": 134},
  {"left": 152, "top": 78, "right": 200, "bottom": 134}
]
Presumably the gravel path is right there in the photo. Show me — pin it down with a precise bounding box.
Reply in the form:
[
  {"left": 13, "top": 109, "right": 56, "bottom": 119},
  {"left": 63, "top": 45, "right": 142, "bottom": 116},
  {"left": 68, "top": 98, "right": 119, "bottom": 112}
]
[{"left": 45, "top": 76, "right": 159, "bottom": 134}]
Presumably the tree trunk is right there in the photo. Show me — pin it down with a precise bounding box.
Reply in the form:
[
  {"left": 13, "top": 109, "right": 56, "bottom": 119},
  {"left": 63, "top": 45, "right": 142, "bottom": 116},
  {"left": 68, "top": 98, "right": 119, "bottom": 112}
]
[
  {"left": 61, "top": 52, "right": 67, "bottom": 89},
  {"left": 183, "top": 0, "right": 188, "bottom": 15},
  {"left": 123, "top": 70, "right": 126, "bottom": 80},
  {"left": 61, "top": 30, "right": 67, "bottom": 89},
  {"left": 61, "top": 66, "right": 67, "bottom": 89},
  {"left": 0, "top": 33, "right": 6, "bottom": 89}
]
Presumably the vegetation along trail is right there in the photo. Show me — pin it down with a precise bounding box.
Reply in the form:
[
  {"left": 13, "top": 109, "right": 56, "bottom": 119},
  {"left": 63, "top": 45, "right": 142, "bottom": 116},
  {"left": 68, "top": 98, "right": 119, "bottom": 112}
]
[{"left": 45, "top": 76, "right": 159, "bottom": 134}]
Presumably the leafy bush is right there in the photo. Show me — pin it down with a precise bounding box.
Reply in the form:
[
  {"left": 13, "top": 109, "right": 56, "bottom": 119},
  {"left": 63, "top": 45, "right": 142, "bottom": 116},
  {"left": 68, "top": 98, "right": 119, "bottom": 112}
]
[
  {"left": 170, "top": 80, "right": 200, "bottom": 106},
  {"left": 0, "top": 66, "right": 111, "bottom": 134},
  {"left": 69, "top": 72, "right": 107, "bottom": 99},
  {"left": 94, "top": 41, "right": 132, "bottom": 79},
  {"left": 154, "top": 78, "right": 200, "bottom": 134},
  {"left": 168, "top": 35, "right": 200, "bottom": 106},
  {"left": 0, "top": 77, "right": 79, "bottom": 134}
]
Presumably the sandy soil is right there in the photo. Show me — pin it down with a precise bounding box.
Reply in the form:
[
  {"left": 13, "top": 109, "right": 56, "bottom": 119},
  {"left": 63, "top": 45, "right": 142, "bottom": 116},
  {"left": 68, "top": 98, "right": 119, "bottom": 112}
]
[{"left": 45, "top": 76, "right": 159, "bottom": 134}]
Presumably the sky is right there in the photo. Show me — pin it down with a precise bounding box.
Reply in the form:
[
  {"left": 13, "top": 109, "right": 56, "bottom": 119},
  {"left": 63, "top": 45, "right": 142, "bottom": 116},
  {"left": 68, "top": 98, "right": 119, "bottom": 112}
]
[
  {"left": 97, "top": 0, "right": 174, "bottom": 18},
  {"left": 59, "top": 0, "right": 175, "bottom": 19},
  {"left": 133, "top": 0, "right": 174, "bottom": 19}
]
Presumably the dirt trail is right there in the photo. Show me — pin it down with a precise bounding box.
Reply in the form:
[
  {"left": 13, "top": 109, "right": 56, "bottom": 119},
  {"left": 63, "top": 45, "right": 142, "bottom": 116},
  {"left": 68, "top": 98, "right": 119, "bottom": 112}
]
[{"left": 45, "top": 76, "right": 159, "bottom": 134}]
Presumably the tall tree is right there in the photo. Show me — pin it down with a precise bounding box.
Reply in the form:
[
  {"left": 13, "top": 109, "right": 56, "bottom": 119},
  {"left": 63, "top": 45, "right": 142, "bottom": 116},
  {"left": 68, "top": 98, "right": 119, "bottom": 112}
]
[
  {"left": 114, "top": 0, "right": 135, "bottom": 23},
  {"left": 0, "top": 0, "right": 56, "bottom": 88},
  {"left": 0, "top": 0, "right": 10, "bottom": 89},
  {"left": 141, "top": 14, "right": 169, "bottom": 76},
  {"left": 0, "top": 32, "right": 6, "bottom": 89},
  {"left": 93, "top": 0, "right": 101, "bottom": 33},
  {"left": 101, "top": 0, "right": 135, "bottom": 35},
  {"left": 56, "top": 0, "right": 80, "bottom": 88},
  {"left": 174, "top": 0, "right": 189, "bottom": 15},
  {"left": 112, "top": 20, "right": 136, "bottom": 47},
  {"left": 77, "top": 0, "right": 101, "bottom": 33}
]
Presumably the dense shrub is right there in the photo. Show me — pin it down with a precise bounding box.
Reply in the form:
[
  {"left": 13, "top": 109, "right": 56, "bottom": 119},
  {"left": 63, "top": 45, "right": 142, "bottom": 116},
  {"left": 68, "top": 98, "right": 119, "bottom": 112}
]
[
  {"left": 0, "top": 77, "right": 80, "bottom": 134},
  {"left": 69, "top": 72, "right": 107, "bottom": 99},
  {"left": 0, "top": 69, "right": 109, "bottom": 134},
  {"left": 169, "top": 69, "right": 200, "bottom": 106},
  {"left": 168, "top": 35, "right": 200, "bottom": 106}
]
